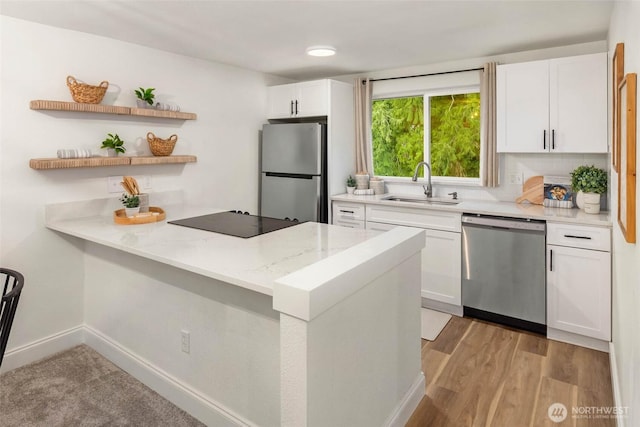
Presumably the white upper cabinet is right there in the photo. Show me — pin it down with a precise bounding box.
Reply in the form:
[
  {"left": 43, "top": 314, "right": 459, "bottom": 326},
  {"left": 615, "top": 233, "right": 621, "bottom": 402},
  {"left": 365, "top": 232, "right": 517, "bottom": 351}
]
[
  {"left": 497, "top": 60, "right": 550, "bottom": 152},
  {"left": 268, "top": 80, "right": 329, "bottom": 118},
  {"left": 497, "top": 53, "right": 607, "bottom": 153}
]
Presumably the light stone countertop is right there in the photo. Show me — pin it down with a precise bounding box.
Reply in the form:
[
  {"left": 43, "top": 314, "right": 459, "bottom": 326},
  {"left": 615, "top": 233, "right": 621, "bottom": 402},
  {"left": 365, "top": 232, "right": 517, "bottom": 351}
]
[
  {"left": 46, "top": 203, "right": 381, "bottom": 296},
  {"left": 331, "top": 193, "right": 612, "bottom": 227}
]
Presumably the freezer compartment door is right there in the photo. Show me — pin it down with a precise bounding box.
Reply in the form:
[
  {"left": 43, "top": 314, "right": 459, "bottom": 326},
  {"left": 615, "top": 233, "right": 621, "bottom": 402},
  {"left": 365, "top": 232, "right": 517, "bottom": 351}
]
[
  {"left": 260, "top": 173, "right": 324, "bottom": 223},
  {"left": 262, "top": 123, "right": 322, "bottom": 175}
]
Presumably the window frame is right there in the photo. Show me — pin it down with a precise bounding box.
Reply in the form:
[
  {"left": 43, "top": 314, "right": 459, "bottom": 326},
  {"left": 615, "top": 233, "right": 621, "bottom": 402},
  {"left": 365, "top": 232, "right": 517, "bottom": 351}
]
[{"left": 370, "top": 84, "right": 482, "bottom": 186}]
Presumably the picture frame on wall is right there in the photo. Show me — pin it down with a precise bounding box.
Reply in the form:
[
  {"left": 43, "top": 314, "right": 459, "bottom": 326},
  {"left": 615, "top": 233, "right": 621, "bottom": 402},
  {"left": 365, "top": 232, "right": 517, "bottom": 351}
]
[
  {"left": 618, "top": 72, "right": 637, "bottom": 244},
  {"left": 612, "top": 43, "right": 624, "bottom": 172}
]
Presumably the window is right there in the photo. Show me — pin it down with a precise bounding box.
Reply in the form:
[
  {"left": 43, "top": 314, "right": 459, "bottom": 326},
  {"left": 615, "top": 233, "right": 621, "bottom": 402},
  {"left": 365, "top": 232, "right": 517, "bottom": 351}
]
[{"left": 371, "top": 88, "right": 481, "bottom": 181}]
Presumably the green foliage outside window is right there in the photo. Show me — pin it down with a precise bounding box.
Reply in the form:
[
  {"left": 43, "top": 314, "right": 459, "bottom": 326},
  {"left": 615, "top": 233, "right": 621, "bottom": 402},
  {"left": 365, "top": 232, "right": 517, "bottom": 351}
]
[{"left": 371, "top": 93, "right": 481, "bottom": 178}]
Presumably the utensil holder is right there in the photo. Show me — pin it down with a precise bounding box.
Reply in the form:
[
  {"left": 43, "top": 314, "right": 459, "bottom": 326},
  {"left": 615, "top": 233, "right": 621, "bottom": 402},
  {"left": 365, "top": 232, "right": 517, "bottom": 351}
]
[
  {"left": 138, "top": 193, "right": 149, "bottom": 213},
  {"left": 370, "top": 180, "right": 385, "bottom": 195},
  {"left": 355, "top": 173, "right": 370, "bottom": 190}
]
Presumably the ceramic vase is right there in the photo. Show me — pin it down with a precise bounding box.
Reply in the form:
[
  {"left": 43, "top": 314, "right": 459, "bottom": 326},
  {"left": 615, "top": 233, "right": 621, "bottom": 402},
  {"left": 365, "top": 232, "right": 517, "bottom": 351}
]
[
  {"left": 582, "top": 192, "right": 601, "bottom": 214},
  {"left": 125, "top": 207, "right": 140, "bottom": 217}
]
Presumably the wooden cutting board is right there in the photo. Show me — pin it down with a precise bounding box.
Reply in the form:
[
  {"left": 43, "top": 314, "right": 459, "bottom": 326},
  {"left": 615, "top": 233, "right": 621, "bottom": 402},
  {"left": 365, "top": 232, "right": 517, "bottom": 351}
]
[{"left": 515, "top": 176, "right": 544, "bottom": 205}]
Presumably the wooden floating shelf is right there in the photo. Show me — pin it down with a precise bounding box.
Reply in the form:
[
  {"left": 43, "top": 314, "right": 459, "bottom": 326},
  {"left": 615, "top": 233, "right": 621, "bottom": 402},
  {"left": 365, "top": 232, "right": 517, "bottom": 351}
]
[
  {"left": 30, "top": 155, "right": 197, "bottom": 170},
  {"left": 30, "top": 100, "right": 197, "bottom": 120},
  {"left": 29, "top": 100, "right": 130, "bottom": 115},
  {"left": 130, "top": 108, "right": 196, "bottom": 120}
]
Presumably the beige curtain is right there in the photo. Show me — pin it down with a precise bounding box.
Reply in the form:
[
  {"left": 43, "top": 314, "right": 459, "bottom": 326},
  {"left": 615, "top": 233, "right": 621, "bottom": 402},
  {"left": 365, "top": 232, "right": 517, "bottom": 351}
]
[
  {"left": 480, "top": 63, "right": 499, "bottom": 187},
  {"left": 354, "top": 78, "right": 373, "bottom": 174}
]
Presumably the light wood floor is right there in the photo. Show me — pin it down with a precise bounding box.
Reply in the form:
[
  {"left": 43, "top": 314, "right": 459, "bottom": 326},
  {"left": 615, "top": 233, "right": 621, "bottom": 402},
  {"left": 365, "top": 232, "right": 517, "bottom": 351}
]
[{"left": 406, "top": 316, "right": 615, "bottom": 427}]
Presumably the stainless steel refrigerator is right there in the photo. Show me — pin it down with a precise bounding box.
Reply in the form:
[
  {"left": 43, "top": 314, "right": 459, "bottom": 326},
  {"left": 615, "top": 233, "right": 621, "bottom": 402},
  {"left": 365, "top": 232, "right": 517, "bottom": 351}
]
[{"left": 260, "top": 123, "right": 327, "bottom": 223}]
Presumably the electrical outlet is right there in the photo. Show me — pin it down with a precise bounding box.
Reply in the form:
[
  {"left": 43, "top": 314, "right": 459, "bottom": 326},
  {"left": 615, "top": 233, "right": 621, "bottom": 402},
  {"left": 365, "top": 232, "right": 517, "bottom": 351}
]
[
  {"left": 181, "top": 330, "right": 190, "bottom": 354},
  {"left": 107, "top": 176, "right": 123, "bottom": 193},
  {"left": 137, "top": 175, "right": 152, "bottom": 190},
  {"left": 507, "top": 172, "right": 524, "bottom": 185}
]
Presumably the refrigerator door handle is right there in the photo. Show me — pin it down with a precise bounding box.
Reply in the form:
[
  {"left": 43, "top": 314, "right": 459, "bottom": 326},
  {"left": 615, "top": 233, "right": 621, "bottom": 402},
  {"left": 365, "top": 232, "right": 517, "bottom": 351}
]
[
  {"left": 316, "top": 177, "right": 321, "bottom": 221},
  {"left": 265, "top": 172, "right": 314, "bottom": 179}
]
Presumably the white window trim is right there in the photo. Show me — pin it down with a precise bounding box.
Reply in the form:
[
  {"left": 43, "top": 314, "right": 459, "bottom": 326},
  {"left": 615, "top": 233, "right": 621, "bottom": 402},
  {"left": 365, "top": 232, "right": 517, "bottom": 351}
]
[{"left": 371, "top": 84, "right": 481, "bottom": 183}]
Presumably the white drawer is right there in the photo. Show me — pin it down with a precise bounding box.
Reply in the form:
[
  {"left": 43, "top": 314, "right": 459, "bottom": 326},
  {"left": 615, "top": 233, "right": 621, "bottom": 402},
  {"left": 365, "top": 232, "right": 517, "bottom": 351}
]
[
  {"left": 332, "top": 202, "right": 365, "bottom": 222},
  {"left": 333, "top": 218, "right": 365, "bottom": 229},
  {"left": 366, "top": 221, "right": 397, "bottom": 232},
  {"left": 547, "top": 222, "right": 611, "bottom": 252},
  {"left": 365, "top": 205, "right": 461, "bottom": 232}
]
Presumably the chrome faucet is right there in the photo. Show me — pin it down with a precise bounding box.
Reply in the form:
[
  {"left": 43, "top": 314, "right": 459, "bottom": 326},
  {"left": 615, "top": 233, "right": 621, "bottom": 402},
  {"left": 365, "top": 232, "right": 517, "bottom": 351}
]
[{"left": 412, "top": 161, "right": 433, "bottom": 198}]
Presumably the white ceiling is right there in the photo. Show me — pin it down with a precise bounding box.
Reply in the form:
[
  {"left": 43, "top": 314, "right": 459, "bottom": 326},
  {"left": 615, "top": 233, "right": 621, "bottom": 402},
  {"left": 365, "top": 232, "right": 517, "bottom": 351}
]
[{"left": 0, "top": 0, "right": 614, "bottom": 80}]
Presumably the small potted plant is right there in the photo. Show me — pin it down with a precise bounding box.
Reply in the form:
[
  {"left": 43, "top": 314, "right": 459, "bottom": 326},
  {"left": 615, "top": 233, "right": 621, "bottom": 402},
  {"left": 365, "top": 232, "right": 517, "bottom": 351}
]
[
  {"left": 346, "top": 175, "right": 356, "bottom": 194},
  {"left": 134, "top": 87, "right": 155, "bottom": 108},
  {"left": 100, "top": 133, "right": 126, "bottom": 157},
  {"left": 119, "top": 193, "right": 140, "bottom": 217},
  {"left": 570, "top": 165, "right": 607, "bottom": 214}
]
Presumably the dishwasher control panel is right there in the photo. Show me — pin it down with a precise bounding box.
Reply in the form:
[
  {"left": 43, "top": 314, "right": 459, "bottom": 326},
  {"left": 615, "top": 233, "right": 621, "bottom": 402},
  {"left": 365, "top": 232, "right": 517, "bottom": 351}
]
[{"left": 462, "top": 214, "right": 546, "bottom": 232}]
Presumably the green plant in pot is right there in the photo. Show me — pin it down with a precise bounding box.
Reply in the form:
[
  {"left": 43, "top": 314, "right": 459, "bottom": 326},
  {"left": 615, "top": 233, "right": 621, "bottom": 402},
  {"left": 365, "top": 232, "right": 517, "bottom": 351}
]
[
  {"left": 134, "top": 87, "right": 155, "bottom": 108},
  {"left": 100, "top": 133, "right": 125, "bottom": 157},
  {"left": 346, "top": 175, "right": 356, "bottom": 194},
  {"left": 570, "top": 165, "right": 607, "bottom": 214},
  {"left": 119, "top": 193, "right": 140, "bottom": 217}
]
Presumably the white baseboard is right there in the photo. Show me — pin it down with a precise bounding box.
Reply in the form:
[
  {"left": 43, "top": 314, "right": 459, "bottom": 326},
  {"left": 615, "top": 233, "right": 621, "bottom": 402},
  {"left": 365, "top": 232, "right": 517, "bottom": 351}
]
[
  {"left": 609, "top": 342, "right": 625, "bottom": 427},
  {"left": 4, "top": 325, "right": 426, "bottom": 427},
  {"left": 83, "top": 325, "right": 254, "bottom": 427},
  {"left": 0, "top": 325, "right": 84, "bottom": 374},
  {"left": 421, "top": 298, "right": 463, "bottom": 317},
  {"left": 547, "top": 328, "right": 609, "bottom": 352},
  {"left": 384, "top": 372, "right": 425, "bottom": 427}
]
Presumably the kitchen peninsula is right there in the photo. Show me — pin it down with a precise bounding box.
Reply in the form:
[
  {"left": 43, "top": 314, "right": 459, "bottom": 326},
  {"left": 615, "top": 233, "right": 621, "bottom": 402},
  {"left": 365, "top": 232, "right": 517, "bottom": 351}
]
[{"left": 44, "top": 196, "right": 426, "bottom": 427}]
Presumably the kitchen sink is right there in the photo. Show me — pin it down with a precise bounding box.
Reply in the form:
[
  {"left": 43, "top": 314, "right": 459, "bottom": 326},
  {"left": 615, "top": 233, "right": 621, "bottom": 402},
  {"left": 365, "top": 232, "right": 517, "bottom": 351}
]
[{"left": 381, "top": 195, "right": 460, "bottom": 205}]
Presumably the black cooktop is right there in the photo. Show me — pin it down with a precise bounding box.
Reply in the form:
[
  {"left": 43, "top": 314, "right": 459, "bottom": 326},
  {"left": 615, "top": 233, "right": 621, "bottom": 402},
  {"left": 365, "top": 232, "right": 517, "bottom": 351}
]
[{"left": 168, "top": 211, "right": 302, "bottom": 238}]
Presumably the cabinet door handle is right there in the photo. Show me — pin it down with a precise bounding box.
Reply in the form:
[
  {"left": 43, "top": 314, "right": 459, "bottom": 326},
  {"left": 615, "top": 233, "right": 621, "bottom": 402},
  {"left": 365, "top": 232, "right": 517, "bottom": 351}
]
[
  {"left": 550, "top": 249, "right": 553, "bottom": 271},
  {"left": 564, "top": 234, "right": 592, "bottom": 240},
  {"left": 552, "top": 129, "right": 556, "bottom": 150},
  {"left": 340, "top": 209, "right": 355, "bottom": 214},
  {"left": 295, "top": 100, "right": 299, "bottom": 115},
  {"left": 543, "top": 130, "right": 547, "bottom": 150},
  {"left": 290, "top": 100, "right": 294, "bottom": 115}
]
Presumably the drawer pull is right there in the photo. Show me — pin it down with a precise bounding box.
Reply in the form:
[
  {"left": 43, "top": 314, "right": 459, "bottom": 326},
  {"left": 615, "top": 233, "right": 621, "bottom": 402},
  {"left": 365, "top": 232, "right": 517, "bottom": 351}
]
[
  {"left": 564, "top": 234, "right": 592, "bottom": 240},
  {"left": 340, "top": 209, "right": 355, "bottom": 214}
]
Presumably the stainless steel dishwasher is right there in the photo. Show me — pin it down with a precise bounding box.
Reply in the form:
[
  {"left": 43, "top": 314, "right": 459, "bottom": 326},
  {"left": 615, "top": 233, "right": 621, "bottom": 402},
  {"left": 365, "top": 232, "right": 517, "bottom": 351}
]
[{"left": 462, "top": 214, "right": 546, "bottom": 334}]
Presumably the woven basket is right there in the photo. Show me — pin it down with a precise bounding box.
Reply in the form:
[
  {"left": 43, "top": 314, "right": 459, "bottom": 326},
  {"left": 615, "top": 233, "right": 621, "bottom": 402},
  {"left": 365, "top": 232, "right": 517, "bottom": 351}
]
[
  {"left": 66, "top": 75, "right": 108, "bottom": 104},
  {"left": 147, "top": 132, "right": 178, "bottom": 156}
]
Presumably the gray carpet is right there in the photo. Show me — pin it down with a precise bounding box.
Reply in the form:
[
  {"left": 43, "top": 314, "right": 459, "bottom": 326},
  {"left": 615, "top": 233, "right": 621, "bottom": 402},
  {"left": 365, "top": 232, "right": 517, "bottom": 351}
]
[{"left": 0, "top": 345, "right": 205, "bottom": 426}]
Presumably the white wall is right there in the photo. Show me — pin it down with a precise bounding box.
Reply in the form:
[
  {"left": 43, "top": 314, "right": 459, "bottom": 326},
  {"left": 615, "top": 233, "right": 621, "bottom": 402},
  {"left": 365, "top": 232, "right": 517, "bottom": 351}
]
[
  {"left": 0, "top": 16, "right": 284, "bottom": 362},
  {"left": 335, "top": 41, "right": 609, "bottom": 204},
  {"left": 83, "top": 242, "right": 281, "bottom": 425},
  {"left": 608, "top": 3, "right": 640, "bottom": 425}
]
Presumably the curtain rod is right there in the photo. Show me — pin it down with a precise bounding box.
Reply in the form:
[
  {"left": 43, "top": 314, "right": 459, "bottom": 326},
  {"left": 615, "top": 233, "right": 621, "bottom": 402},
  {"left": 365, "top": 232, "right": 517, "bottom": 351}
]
[{"left": 363, "top": 67, "right": 484, "bottom": 84}]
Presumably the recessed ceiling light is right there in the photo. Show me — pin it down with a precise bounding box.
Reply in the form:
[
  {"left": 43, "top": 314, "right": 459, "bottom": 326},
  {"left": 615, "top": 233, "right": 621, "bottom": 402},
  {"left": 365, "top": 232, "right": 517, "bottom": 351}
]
[{"left": 306, "top": 46, "right": 336, "bottom": 57}]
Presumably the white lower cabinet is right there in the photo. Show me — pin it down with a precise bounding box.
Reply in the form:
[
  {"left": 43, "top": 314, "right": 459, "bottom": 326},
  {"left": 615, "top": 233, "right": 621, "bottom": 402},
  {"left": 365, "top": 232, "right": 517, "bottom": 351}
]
[
  {"left": 332, "top": 201, "right": 365, "bottom": 229},
  {"left": 547, "top": 223, "right": 611, "bottom": 342},
  {"left": 333, "top": 218, "right": 365, "bottom": 229},
  {"left": 332, "top": 201, "right": 462, "bottom": 312},
  {"left": 365, "top": 205, "right": 462, "bottom": 311},
  {"left": 420, "top": 228, "right": 461, "bottom": 306},
  {"left": 366, "top": 221, "right": 396, "bottom": 232}
]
